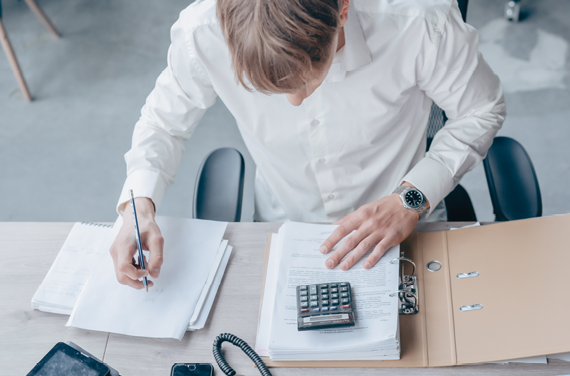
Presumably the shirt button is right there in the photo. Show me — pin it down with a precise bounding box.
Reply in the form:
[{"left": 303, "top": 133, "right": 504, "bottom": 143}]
[
  {"left": 328, "top": 194, "right": 335, "bottom": 200},
  {"left": 311, "top": 120, "right": 320, "bottom": 126},
  {"left": 318, "top": 158, "right": 326, "bottom": 163}
]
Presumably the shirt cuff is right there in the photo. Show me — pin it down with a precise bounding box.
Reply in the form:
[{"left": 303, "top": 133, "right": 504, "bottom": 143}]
[
  {"left": 401, "top": 157, "right": 454, "bottom": 217},
  {"left": 116, "top": 169, "right": 169, "bottom": 214}
]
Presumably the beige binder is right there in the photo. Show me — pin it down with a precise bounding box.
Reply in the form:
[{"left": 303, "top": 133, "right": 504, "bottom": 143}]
[{"left": 259, "top": 214, "right": 570, "bottom": 367}]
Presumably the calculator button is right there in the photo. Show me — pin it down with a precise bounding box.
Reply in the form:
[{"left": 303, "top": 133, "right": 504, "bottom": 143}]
[
  {"left": 330, "top": 284, "right": 338, "bottom": 288},
  {"left": 300, "top": 308, "right": 308, "bottom": 312},
  {"left": 341, "top": 293, "right": 348, "bottom": 298},
  {"left": 301, "top": 302, "right": 308, "bottom": 308},
  {"left": 321, "top": 300, "right": 329, "bottom": 306},
  {"left": 331, "top": 288, "right": 338, "bottom": 293},
  {"left": 341, "top": 298, "right": 349, "bottom": 304},
  {"left": 312, "top": 308, "right": 320, "bottom": 312},
  {"left": 310, "top": 285, "right": 318, "bottom": 295},
  {"left": 332, "top": 299, "right": 339, "bottom": 305},
  {"left": 342, "top": 304, "right": 350, "bottom": 309},
  {"left": 310, "top": 295, "right": 318, "bottom": 301},
  {"left": 300, "top": 290, "right": 307, "bottom": 296},
  {"left": 321, "top": 294, "right": 329, "bottom": 300},
  {"left": 310, "top": 301, "right": 318, "bottom": 307},
  {"left": 340, "top": 283, "right": 347, "bottom": 286},
  {"left": 320, "top": 284, "right": 328, "bottom": 289},
  {"left": 322, "top": 307, "right": 329, "bottom": 311},
  {"left": 331, "top": 294, "right": 339, "bottom": 299},
  {"left": 300, "top": 285, "right": 308, "bottom": 290},
  {"left": 341, "top": 287, "right": 348, "bottom": 292},
  {"left": 300, "top": 296, "right": 307, "bottom": 302},
  {"left": 321, "top": 289, "right": 328, "bottom": 294},
  {"left": 330, "top": 306, "right": 338, "bottom": 310}
]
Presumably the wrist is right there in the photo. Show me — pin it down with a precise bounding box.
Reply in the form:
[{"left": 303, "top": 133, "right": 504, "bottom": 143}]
[{"left": 122, "top": 197, "right": 156, "bottom": 221}]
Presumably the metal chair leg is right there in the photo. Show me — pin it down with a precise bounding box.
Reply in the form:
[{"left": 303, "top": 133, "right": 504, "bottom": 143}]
[
  {"left": 23, "top": 0, "right": 60, "bottom": 38},
  {"left": 0, "top": 19, "right": 32, "bottom": 101}
]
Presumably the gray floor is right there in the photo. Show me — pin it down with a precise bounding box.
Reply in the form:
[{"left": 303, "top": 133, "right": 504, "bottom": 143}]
[{"left": 0, "top": 0, "right": 569, "bottom": 223}]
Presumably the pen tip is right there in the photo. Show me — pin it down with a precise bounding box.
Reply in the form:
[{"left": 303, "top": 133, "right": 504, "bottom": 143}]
[{"left": 146, "top": 285, "right": 148, "bottom": 292}]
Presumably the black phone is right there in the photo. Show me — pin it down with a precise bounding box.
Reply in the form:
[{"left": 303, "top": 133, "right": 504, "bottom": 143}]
[
  {"left": 171, "top": 363, "right": 214, "bottom": 376},
  {"left": 27, "top": 342, "right": 110, "bottom": 376}
]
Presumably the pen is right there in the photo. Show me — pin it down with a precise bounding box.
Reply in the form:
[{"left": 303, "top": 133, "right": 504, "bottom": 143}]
[{"left": 129, "top": 190, "right": 148, "bottom": 292}]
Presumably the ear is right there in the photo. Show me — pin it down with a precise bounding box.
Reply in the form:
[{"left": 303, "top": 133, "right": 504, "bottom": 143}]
[{"left": 339, "top": 0, "right": 350, "bottom": 28}]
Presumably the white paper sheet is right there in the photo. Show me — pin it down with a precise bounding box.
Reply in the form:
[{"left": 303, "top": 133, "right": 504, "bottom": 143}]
[
  {"left": 67, "top": 216, "right": 227, "bottom": 340},
  {"left": 190, "top": 239, "right": 228, "bottom": 325},
  {"left": 32, "top": 223, "right": 112, "bottom": 313},
  {"left": 261, "top": 222, "right": 400, "bottom": 360},
  {"left": 255, "top": 234, "right": 281, "bottom": 356},
  {"left": 547, "top": 352, "right": 570, "bottom": 362},
  {"left": 188, "top": 245, "right": 233, "bottom": 331}
]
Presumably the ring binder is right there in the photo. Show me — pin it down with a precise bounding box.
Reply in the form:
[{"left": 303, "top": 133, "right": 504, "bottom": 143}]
[{"left": 390, "top": 254, "right": 419, "bottom": 315}]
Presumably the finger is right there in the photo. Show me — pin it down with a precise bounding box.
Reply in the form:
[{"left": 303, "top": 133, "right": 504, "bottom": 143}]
[
  {"left": 146, "top": 231, "right": 164, "bottom": 278},
  {"left": 332, "top": 212, "right": 353, "bottom": 226},
  {"left": 364, "top": 235, "right": 397, "bottom": 269},
  {"left": 320, "top": 218, "right": 357, "bottom": 255},
  {"left": 118, "top": 249, "right": 149, "bottom": 281},
  {"left": 116, "top": 272, "right": 145, "bottom": 289},
  {"left": 325, "top": 230, "right": 368, "bottom": 269},
  {"left": 338, "top": 234, "right": 378, "bottom": 271},
  {"left": 134, "top": 255, "right": 149, "bottom": 270}
]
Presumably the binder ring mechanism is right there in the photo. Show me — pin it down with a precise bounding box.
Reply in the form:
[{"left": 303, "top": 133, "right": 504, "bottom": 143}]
[{"left": 389, "top": 255, "right": 419, "bottom": 315}]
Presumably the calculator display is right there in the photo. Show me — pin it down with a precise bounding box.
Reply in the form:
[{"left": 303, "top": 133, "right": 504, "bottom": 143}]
[{"left": 296, "top": 282, "right": 355, "bottom": 331}]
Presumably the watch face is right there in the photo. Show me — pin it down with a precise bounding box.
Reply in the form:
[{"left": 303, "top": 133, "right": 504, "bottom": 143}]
[{"left": 404, "top": 190, "right": 423, "bottom": 208}]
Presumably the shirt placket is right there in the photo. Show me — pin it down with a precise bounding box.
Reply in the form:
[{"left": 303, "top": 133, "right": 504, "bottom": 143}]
[{"left": 303, "top": 86, "right": 341, "bottom": 220}]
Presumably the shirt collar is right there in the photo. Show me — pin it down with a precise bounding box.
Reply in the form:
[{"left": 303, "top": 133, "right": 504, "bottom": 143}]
[{"left": 323, "top": 4, "right": 372, "bottom": 83}]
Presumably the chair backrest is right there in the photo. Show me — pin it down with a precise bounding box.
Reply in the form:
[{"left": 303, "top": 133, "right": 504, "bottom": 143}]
[
  {"left": 426, "top": 0, "right": 468, "bottom": 151},
  {"left": 483, "top": 137, "right": 542, "bottom": 221},
  {"left": 193, "top": 147, "right": 245, "bottom": 222}
]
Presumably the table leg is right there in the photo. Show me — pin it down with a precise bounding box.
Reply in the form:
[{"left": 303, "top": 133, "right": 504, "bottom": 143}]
[
  {"left": 23, "top": 0, "right": 60, "bottom": 38},
  {"left": 0, "top": 19, "right": 32, "bottom": 101}
]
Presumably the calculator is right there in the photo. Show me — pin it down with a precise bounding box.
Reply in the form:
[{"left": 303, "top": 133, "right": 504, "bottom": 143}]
[{"left": 296, "top": 282, "right": 355, "bottom": 331}]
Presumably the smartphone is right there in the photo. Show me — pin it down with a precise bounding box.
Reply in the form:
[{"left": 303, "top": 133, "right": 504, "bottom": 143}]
[{"left": 170, "top": 363, "right": 214, "bottom": 376}]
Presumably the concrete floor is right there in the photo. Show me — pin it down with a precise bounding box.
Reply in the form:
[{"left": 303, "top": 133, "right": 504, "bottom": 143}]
[{"left": 0, "top": 0, "right": 568, "bottom": 222}]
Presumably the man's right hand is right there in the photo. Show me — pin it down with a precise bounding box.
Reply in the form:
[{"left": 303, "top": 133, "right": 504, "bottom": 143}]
[{"left": 110, "top": 197, "right": 164, "bottom": 289}]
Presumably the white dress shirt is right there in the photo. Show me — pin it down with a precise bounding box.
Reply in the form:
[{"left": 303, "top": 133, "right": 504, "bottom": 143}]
[{"left": 117, "top": 0, "right": 506, "bottom": 222}]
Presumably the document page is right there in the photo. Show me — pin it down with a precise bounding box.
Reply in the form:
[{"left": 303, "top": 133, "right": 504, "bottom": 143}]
[
  {"left": 67, "top": 216, "right": 227, "bottom": 340},
  {"left": 268, "top": 222, "right": 400, "bottom": 360},
  {"left": 32, "top": 223, "right": 112, "bottom": 313}
]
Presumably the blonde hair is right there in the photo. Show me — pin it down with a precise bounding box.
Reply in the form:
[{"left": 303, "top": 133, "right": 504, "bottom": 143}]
[{"left": 217, "top": 0, "right": 343, "bottom": 94}]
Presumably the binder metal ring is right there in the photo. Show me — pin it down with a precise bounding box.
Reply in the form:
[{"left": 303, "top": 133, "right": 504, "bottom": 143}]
[
  {"left": 389, "top": 289, "right": 419, "bottom": 312},
  {"left": 390, "top": 257, "right": 415, "bottom": 276}
]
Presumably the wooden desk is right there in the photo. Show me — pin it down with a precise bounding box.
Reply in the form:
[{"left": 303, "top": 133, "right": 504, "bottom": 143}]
[{"left": 1, "top": 222, "right": 569, "bottom": 376}]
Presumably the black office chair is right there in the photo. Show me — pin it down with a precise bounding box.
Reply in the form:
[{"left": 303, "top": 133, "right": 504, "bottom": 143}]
[
  {"left": 193, "top": 147, "right": 245, "bottom": 222},
  {"left": 484, "top": 137, "right": 542, "bottom": 221}
]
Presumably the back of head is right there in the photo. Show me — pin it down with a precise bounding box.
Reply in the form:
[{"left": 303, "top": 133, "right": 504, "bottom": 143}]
[{"left": 217, "top": 0, "right": 343, "bottom": 94}]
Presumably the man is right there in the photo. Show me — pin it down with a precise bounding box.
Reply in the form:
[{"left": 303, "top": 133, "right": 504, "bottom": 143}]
[{"left": 110, "top": 0, "right": 505, "bottom": 289}]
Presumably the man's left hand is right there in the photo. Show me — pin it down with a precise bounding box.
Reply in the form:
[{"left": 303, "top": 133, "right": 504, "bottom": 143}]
[{"left": 319, "top": 184, "right": 426, "bottom": 270}]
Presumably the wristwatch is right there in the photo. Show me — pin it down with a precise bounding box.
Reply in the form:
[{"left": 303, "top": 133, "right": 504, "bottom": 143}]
[{"left": 393, "top": 185, "right": 428, "bottom": 218}]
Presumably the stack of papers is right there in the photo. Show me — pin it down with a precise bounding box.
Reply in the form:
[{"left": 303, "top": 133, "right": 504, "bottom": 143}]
[
  {"left": 32, "top": 216, "right": 231, "bottom": 339},
  {"left": 256, "top": 222, "right": 401, "bottom": 361}
]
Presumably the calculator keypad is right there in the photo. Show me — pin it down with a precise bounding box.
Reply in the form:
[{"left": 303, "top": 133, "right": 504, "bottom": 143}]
[{"left": 296, "top": 282, "right": 355, "bottom": 331}]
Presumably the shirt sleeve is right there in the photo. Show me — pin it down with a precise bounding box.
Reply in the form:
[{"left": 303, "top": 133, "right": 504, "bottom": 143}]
[
  {"left": 402, "top": 0, "right": 506, "bottom": 216},
  {"left": 116, "top": 17, "right": 218, "bottom": 213}
]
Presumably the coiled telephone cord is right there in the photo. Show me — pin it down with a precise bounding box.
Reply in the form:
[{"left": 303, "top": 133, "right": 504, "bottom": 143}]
[{"left": 212, "top": 333, "right": 272, "bottom": 376}]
